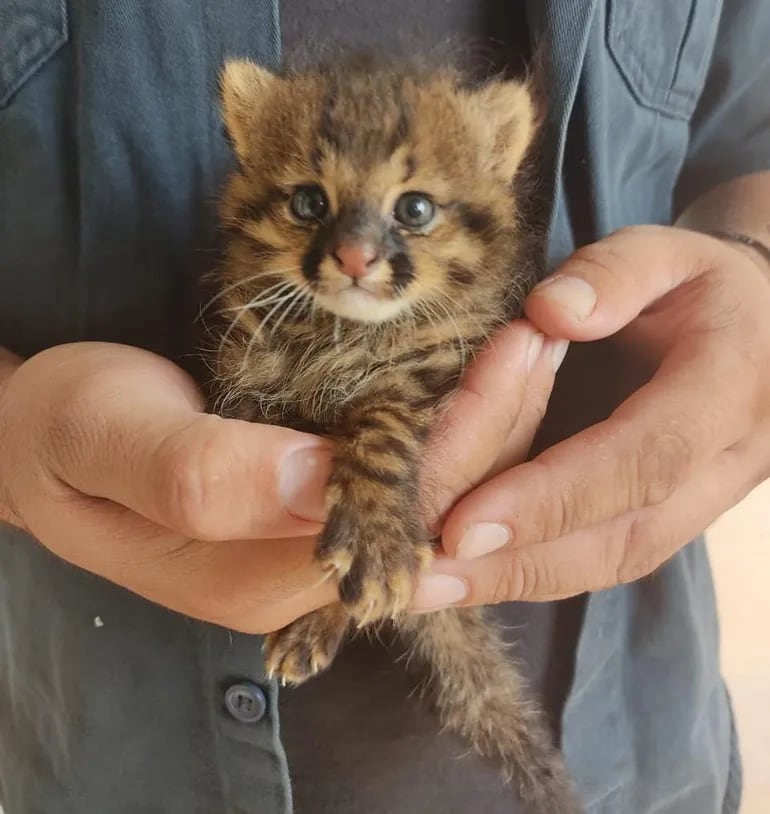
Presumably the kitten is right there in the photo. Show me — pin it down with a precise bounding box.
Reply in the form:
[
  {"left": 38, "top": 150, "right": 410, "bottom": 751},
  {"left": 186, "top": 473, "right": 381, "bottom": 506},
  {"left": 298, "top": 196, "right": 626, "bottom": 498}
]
[{"left": 208, "top": 56, "right": 580, "bottom": 813}]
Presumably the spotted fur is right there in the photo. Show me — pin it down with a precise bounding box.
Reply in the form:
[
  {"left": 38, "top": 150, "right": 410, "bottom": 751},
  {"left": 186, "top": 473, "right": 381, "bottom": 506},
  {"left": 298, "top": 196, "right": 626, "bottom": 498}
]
[{"left": 207, "top": 56, "right": 580, "bottom": 813}]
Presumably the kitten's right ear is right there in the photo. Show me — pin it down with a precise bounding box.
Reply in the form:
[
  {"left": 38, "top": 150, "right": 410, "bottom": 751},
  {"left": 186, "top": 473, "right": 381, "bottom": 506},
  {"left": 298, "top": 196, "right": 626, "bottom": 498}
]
[
  {"left": 464, "top": 79, "right": 537, "bottom": 183},
  {"left": 220, "top": 59, "right": 277, "bottom": 163}
]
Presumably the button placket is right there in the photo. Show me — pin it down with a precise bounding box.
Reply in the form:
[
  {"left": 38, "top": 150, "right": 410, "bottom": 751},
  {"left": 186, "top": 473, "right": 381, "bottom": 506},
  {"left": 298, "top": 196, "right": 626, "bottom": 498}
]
[{"left": 201, "top": 626, "right": 293, "bottom": 814}]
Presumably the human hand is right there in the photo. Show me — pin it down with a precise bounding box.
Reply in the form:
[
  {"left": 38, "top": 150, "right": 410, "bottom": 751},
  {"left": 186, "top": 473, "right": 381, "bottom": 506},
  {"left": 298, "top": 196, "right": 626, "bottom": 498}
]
[
  {"left": 412, "top": 319, "right": 566, "bottom": 609},
  {"left": 0, "top": 342, "right": 338, "bottom": 632},
  {"left": 417, "top": 225, "right": 770, "bottom": 609}
]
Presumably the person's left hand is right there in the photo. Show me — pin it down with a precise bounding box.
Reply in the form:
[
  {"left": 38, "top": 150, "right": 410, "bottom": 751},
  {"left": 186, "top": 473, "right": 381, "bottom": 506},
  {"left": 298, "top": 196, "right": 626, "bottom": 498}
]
[{"left": 415, "top": 225, "right": 770, "bottom": 609}]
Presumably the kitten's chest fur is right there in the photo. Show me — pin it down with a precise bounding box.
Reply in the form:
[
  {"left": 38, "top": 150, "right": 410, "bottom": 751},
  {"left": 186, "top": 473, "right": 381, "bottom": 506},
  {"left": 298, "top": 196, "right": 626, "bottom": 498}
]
[{"left": 228, "top": 314, "right": 483, "bottom": 435}]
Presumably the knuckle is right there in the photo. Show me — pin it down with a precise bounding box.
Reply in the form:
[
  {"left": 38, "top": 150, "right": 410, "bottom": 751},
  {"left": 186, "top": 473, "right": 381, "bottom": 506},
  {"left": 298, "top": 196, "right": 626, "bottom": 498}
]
[
  {"left": 491, "top": 551, "right": 547, "bottom": 602},
  {"left": 552, "top": 484, "right": 587, "bottom": 540},
  {"left": 51, "top": 362, "right": 116, "bottom": 419},
  {"left": 633, "top": 430, "right": 693, "bottom": 507},
  {"left": 616, "top": 516, "right": 668, "bottom": 583},
  {"left": 44, "top": 398, "right": 101, "bottom": 477},
  {"left": 565, "top": 237, "right": 636, "bottom": 286},
  {"left": 42, "top": 364, "right": 131, "bottom": 474},
  {"left": 530, "top": 459, "right": 579, "bottom": 540},
  {"left": 160, "top": 416, "right": 238, "bottom": 538},
  {"left": 487, "top": 561, "right": 521, "bottom": 603}
]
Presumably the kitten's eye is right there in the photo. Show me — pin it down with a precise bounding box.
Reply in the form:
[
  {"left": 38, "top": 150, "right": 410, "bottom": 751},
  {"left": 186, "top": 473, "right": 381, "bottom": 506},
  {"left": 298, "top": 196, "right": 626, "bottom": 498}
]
[
  {"left": 394, "top": 192, "right": 436, "bottom": 229},
  {"left": 290, "top": 185, "right": 329, "bottom": 222}
]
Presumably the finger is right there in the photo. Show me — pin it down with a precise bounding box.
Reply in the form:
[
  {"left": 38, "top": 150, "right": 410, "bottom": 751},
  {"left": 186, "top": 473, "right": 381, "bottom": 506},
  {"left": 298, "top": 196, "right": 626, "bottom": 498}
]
[
  {"left": 417, "top": 431, "right": 769, "bottom": 607},
  {"left": 421, "top": 320, "right": 547, "bottom": 527},
  {"left": 440, "top": 336, "right": 757, "bottom": 556},
  {"left": 29, "top": 346, "right": 332, "bottom": 541},
  {"left": 31, "top": 490, "right": 338, "bottom": 633},
  {"left": 523, "top": 225, "right": 738, "bottom": 340},
  {"left": 487, "top": 338, "right": 568, "bottom": 477}
]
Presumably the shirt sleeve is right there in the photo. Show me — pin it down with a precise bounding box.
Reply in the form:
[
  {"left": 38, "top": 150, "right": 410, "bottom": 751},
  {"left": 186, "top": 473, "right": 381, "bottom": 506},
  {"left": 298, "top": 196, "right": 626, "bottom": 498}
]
[{"left": 674, "top": 0, "right": 770, "bottom": 212}]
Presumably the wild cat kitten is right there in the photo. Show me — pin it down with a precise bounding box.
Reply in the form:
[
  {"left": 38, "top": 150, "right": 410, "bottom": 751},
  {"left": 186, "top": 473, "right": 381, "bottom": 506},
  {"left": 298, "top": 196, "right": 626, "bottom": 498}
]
[{"left": 209, "top": 57, "right": 580, "bottom": 813}]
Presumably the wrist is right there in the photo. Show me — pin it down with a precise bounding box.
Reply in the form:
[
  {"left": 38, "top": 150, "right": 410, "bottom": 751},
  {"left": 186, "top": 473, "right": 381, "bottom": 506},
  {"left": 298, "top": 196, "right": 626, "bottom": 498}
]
[
  {"left": 704, "top": 230, "right": 770, "bottom": 278},
  {"left": 675, "top": 170, "right": 770, "bottom": 279}
]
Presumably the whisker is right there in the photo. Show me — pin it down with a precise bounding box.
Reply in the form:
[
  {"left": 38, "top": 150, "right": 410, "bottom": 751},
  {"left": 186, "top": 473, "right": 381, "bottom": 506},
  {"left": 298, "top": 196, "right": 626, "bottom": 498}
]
[
  {"left": 199, "top": 269, "right": 300, "bottom": 318},
  {"left": 237, "top": 283, "right": 308, "bottom": 373},
  {"left": 216, "top": 282, "right": 297, "bottom": 359},
  {"left": 218, "top": 280, "right": 299, "bottom": 316},
  {"left": 268, "top": 284, "right": 313, "bottom": 338}
]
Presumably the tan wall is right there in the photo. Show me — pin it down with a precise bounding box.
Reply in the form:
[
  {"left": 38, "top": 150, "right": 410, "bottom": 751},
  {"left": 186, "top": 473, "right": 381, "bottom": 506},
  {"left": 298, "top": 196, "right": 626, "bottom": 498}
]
[{"left": 708, "top": 479, "right": 770, "bottom": 814}]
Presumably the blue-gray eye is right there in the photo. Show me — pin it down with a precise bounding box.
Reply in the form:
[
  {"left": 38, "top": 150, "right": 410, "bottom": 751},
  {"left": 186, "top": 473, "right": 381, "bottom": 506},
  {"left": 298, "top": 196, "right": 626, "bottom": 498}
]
[
  {"left": 394, "top": 192, "right": 435, "bottom": 229},
  {"left": 290, "top": 185, "right": 329, "bottom": 221}
]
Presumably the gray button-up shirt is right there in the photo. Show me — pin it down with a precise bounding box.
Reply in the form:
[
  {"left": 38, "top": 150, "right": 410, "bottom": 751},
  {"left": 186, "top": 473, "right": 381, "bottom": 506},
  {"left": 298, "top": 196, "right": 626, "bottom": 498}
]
[{"left": 1, "top": 2, "right": 768, "bottom": 812}]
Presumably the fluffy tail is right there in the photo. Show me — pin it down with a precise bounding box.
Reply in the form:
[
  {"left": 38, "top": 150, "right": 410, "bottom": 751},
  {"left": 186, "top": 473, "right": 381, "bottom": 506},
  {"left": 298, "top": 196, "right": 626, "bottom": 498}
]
[{"left": 399, "top": 607, "right": 582, "bottom": 814}]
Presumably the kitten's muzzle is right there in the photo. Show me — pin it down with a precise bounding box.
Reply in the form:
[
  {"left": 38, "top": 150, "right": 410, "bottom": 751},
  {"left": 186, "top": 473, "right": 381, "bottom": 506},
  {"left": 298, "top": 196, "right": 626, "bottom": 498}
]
[{"left": 332, "top": 241, "right": 381, "bottom": 280}]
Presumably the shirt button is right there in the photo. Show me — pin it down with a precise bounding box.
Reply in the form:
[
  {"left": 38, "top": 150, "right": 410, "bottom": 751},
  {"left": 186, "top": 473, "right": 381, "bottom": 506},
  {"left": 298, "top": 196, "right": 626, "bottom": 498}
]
[{"left": 224, "top": 682, "right": 267, "bottom": 724}]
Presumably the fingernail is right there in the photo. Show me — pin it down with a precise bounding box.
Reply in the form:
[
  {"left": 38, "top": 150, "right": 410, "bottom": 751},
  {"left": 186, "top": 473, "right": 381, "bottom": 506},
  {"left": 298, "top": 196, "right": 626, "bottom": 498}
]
[
  {"left": 526, "top": 332, "right": 545, "bottom": 374},
  {"left": 279, "top": 447, "right": 331, "bottom": 521},
  {"left": 531, "top": 276, "right": 597, "bottom": 321},
  {"left": 456, "top": 522, "right": 511, "bottom": 560},
  {"left": 411, "top": 574, "right": 469, "bottom": 611},
  {"left": 549, "top": 339, "right": 570, "bottom": 373}
]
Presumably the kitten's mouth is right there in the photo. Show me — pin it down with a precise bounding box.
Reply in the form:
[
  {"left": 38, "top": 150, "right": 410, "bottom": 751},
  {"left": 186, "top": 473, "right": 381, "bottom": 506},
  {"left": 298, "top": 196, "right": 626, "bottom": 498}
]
[{"left": 314, "top": 278, "right": 407, "bottom": 323}]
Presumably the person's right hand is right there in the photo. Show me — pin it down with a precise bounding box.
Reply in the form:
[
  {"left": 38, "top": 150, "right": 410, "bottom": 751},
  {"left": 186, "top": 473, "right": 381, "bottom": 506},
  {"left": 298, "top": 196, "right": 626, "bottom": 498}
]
[{"left": 0, "top": 342, "right": 339, "bottom": 633}]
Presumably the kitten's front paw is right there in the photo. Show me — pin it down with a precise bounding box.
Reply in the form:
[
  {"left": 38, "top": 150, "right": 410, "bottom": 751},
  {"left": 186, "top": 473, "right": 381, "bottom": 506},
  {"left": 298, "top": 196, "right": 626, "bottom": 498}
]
[
  {"left": 264, "top": 604, "right": 350, "bottom": 685},
  {"left": 317, "top": 514, "right": 434, "bottom": 626}
]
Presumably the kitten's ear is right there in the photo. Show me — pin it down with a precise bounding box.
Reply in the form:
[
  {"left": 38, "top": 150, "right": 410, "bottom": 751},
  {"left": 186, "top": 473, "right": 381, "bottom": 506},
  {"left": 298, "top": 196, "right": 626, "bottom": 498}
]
[
  {"left": 220, "top": 59, "right": 277, "bottom": 163},
  {"left": 467, "top": 80, "right": 537, "bottom": 181}
]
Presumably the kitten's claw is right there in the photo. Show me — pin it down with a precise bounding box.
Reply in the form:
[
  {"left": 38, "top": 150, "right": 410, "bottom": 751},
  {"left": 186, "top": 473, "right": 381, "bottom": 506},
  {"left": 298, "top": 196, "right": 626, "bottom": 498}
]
[
  {"left": 264, "top": 604, "right": 350, "bottom": 685},
  {"left": 333, "top": 546, "right": 431, "bottom": 626},
  {"left": 354, "top": 601, "right": 376, "bottom": 630},
  {"left": 315, "top": 505, "right": 435, "bottom": 627}
]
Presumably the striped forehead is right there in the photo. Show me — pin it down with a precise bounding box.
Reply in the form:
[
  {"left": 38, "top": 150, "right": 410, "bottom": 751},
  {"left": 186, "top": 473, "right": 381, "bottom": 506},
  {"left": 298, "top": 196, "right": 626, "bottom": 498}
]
[
  {"left": 314, "top": 148, "right": 417, "bottom": 210},
  {"left": 314, "top": 77, "right": 412, "bottom": 169}
]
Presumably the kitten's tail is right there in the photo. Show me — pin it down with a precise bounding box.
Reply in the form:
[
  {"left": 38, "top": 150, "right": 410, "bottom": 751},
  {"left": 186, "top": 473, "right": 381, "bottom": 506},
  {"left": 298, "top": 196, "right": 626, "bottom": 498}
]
[{"left": 399, "top": 607, "right": 582, "bottom": 814}]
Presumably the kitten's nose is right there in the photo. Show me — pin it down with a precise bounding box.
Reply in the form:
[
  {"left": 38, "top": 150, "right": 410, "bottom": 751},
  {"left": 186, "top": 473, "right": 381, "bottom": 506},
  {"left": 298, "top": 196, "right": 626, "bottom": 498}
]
[{"left": 332, "top": 241, "right": 380, "bottom": 279}]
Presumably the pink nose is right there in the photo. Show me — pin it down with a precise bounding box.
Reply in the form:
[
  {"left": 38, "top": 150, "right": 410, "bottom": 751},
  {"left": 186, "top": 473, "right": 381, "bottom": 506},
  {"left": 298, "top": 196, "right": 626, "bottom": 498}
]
[{"left": 332, "top": 241, "right": 379, "bottom": 279}]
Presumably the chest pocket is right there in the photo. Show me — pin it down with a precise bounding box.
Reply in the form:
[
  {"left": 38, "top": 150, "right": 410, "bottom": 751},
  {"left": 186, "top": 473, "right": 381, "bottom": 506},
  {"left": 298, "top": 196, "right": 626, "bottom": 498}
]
[
  {"left": 607, "top": 0, "right": 722, "bottom": 120},
  {"left": 0, "top": 0, "right": 68, "bottom": 108}
]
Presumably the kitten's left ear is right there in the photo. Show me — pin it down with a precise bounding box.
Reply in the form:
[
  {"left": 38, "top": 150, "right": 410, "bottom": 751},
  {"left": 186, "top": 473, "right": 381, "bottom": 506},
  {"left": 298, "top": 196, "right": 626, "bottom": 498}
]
[
  {"left": 467, "top": 80, "right": 537, "bottom": 181},
  {"left": 220, "top": 59, "right": 278, "bottom": 164}
]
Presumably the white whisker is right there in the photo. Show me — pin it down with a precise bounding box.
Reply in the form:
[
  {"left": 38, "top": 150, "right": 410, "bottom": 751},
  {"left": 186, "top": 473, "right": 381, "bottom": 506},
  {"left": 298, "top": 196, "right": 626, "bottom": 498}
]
[
  {"left": 216, "top": 282, "right": 298, "bottom": 359},
  {"left": 219, "top": 280, "right": 298, "bottom": 316},
  {"left": 199, "top": 267, "right": 300, "bottom": 318},
  {"left": 237, "top": 282, "right": 309, "bottom": 373},
  {"left": 268, "top": 283, "right": 312, "bottom": 338}
]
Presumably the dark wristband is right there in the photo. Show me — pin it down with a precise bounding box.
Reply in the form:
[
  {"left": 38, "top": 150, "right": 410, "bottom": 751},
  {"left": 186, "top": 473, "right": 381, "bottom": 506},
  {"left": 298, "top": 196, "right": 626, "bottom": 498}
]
[{"left": 707, "top": 229, "right": 770, "bottom": 267}]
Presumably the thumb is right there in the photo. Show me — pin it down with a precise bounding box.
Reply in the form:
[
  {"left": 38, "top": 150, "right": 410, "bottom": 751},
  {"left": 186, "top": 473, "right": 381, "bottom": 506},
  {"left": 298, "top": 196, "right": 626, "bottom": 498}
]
[
  {"left": 17, "top": 344, "right": 332, "bottom": 541},
  {"left": 523, "top": 225, "right": 722, "bottom": 340}
]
